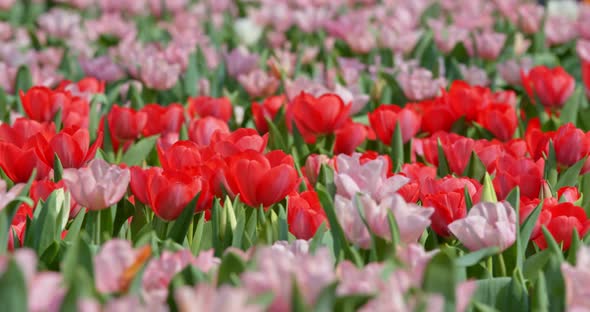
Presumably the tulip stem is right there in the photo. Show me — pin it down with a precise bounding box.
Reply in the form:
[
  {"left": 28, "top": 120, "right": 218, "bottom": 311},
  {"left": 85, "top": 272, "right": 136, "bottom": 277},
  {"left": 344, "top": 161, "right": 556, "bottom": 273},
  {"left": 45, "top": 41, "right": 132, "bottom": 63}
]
[
  {"left": 498, "top": 253, "right": 507, "bottom": 277},
  {"left": 487, "top": 256, "right": 493, "bottom": 277}
]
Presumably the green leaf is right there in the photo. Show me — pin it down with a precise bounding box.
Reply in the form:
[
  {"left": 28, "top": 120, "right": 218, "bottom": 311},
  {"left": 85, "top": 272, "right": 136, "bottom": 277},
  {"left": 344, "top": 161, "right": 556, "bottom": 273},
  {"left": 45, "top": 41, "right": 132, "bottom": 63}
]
[
  {"left": 25, "top": 189, "right": 67, "bottom": 253},
  {"left": 473, "top": 277, "right": 511, "bottom": 308},
  {"left": 390, "top": 122, "right": 403, "bottom": 173},
  {"left": 129, "top": 85, "right": 144, "bottom": 110},
  {"left": 216, "top": 251, "right": 246, "bottom": 286},
  {"left": 0, "top": 171, "right": 36, "bottom": 253},
  {"left": 0, "top": 259, "right": 28, "bottom": 312},
  {"left": 386, "top": 209, "right": 401, "bottom": 248},
  {"left": 167, "top": 194, "right": 199, "bottom": 244},
  {"left": 291, "top": 279, "right": 310, "bottom": 312},
  {"left": 113, "top": 199, "right": 135, "bottom": 237},
  {"left": 555, "top": 157, "right": 587, "bottom": 189},
  {"left": 120, "top": 135, "right": 159, "bottom": 166},
  {"left": 191, "top": 213, "right": 206, "bottom": 253},
  {"left": 566, "top": 229, "right": 581, "bottom": 265},
  {"left": 496, "top": 270, "right": 529, "bottom": 312},
  {"left": 422, "top": 252, "right": 456, "bottom": 312},
  {"left": 481, "top": 173, "right": 498, "bottom": 203},
  {"left": 464, "top": 186, "right": 474, "bottom": 210},
  {"left": 317, "top": 187, "right": 345, "bottom": 259},
  {"left": 456, "top": 247, "right": 500, "bottom": 267},
  {"left": 531, "top": 271, "right": 549, "bottom": 312},
  {"left": 101, "top": 117, "right": 113, "bottom": 157},
  {"left": 541, "top": 227, "right": 564, "bottom": 259},
  {"left": 544, "top": 141, "right": 558, "bottom": 187},
  {"left": 15, "top": 65, "right": 32, "bottom": 94},
  {"left": 518, "top": 200, "right": 543, "bottom": 268},
  {"left": 278, "top": 203, "right": 289, "bottom": 241},
  {"left": 543, "top": 255, "right": 565, "bottom": 312},
  {"left": 560, "top": 86, "right": 583, "bottom": 126},
  {"left": 523, "top": 249, "right": 551, "bottom": 281},
  {"left": 53, "top": 153, "right": 64, "bottom": 182},
  {"left": 463, "top": 151, "right": 487, "bottom": 181}
]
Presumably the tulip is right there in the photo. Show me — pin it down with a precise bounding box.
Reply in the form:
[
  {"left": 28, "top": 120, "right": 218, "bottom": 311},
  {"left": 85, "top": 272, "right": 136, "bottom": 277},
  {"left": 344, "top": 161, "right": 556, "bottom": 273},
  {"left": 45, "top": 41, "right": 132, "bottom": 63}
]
[
  {"left": 534, "top": 201, "right": 590, "bottom": 251},
  {"left": 141, "top": 103, "right": 184, "bottom": 137},
  {"left": 251, "top": 95, "right": 285, "bottom": 134},
  {"left": 0, "top": 142, "right": 51, "bottom": 182},
  {"left": 143, "top": 249, "right": 220, "bottom": 303},
  {"left": 223, "top": 47, "right": 259, "bottom": 78},
  {"left": 333, "top": 121, "right": 369, "bottom": 155},
  {"left": 223, "top": 150, "right": 299, "bottom": 208},
  {"left": 459, "top": 64, "right": 490, "bottom": 87},
  {"left": 0, "top": 118, "right": 56, "bottom": 147},
  {"left": 62, "top": 159, "right": 130, "bottom": 211},
  {"left": 561, "top": 245, "right": 590, "bottom": 312},
  {"left": 303, "top": 154, "right": 334, "bottom": 186},
  {"left": 140, "top": 55, "right": 180, "bottom": 90},
  {"left": 287, "top": 190, "right": 327, "bottom": 240},
  {"left": 94, "top": 239, "right": 152, "bottom": 294},
  {"left": 558, "top": 186, "right": 581, "bottom": 204},
  {"left": 493, "top": 154, "right": 544, "bottom": 200},
  {"left": 210, "top": 128, "right": 268, "bottom": 158},
  {"left": 33, "top": 127, "right": 103, "bottom": 169},
  {"left": 396, "top": 67, "right": 446, "bottom": 101},
  {"left": 477, "top": 104, "right": 518, "bottom": 141},
  {"left": 0, "top": 180, "right": 24, "bottom": 211},
  {"left": 498, "top": 58, "right": 533, "bottom": 86},
  {"left": 79, "top": 56, "right": 125, "bottom": 82},
  {"left": 522, "top": 65, "right": 575, "bottom": 109},
  {"left": 368, "top": 105, "right": 421, "bottom": 145},
  {"left": 419, "top": 99, "right": 457, "bottom": 134},
  {"left": 468, "top": 31, "right": 506, "bottom": 60},
  {"left": 130, "top": 167, "right": 203, "bottom": 220},
  {"left": 449, "top": 201, "right": 516, "bottom": 252},
  {"left": 545, "top": 16, "right": 578, "bottom": 47},
  {"left": 238, "top": 69, "right": 279, "bottom": 98},
  {"left": 187, "top": 96, "right": 233, "bottom": 122},
  {"left": 288, "top": 92, "right": 350, "bottom": 143},
  {"left": 188, "top": 117, "right": 229, "bottom": 147},
  {"left": 515, "top": 4, "right": 544, "bottom": 34},
  {"left": 19, "top": 86, "right": 65, "bottom": 122},
  {"left": 553, "top": 123, "right": 590, "bottom": 167},
  {"left": 106, "top": 106, "right": 147, "bottom": 142},
  {"left": 175, "top": 284, "right": 262, "bottom": 312},
  {"left": 157, "top": 140, "right": 202, "bottom": 173},
  {"left": 578, "top": 40, "right": 590, "bottom": 97}
]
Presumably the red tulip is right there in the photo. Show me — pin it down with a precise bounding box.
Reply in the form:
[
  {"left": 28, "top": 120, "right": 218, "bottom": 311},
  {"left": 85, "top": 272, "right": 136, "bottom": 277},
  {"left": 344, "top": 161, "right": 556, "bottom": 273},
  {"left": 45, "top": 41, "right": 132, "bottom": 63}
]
[
  {"left": 210, "top": 128, "right": 268, "bottom": 158},
  {"left": 19, "top": 86, "right": 63, "bottom": 122},
  {"left": 107, "top": 106, "right": 148, "bottom": 142},
  {"left": 224, "top": 150, "right": 299, "bottom": 208},
  {"left": 333, "top": 121, "right": 368, "bottom": 155},
  {"left": 418, "top": 99, "right": 457, "bottom": 134},
  {"left": 493, "top": 154, "right": 544, "bottom": 200},
  {"left": 187, "top": 96, "right": 232, "bottom": 122},
  {"left": 33, "top": 127, "right": 103, "bottom": 169},
  {"left": 252, "top": 95, "right": 285, "bottom": 133},
  {"left": 552, "top": 123, "right": 590, "bottom": 167},
  {"left": 141, "top": 104, "right": 185, "bottom": 137},
  {"left": 7, "top": 204, "right": 31, "bottom": 251},
  {"left": 421, "top": 176, "right": 482, "bottom": 237},
  {"left": 157, "top": 140, "right": 202, "bottom": 172},
  {"left": 0, "top": 142, "right": 50, "bottom": 182},
  {"left": 56, "top": 77, "right": 106, "bottom": 94},
  {"left": 188, "top": 117, "right": 230, "bottom": 146},
  {"left": 525, "top": 118, "right": 553, "bottom": 161},
  {"left": 533, "top": 201, "right": 590, "bottom": 250},
  {"left": 0, "top": 118, "right": 55, "bottom": 147},
  {"left": 558, "top": 186, "right": 581, "bottom": 203},
  {"left": 477, "top": 104, "right": 518, "bottom": 141},
  {"left": 287, "top": 190, "right": 327, "bottom": 240},
  {"left": 368, "top": 105, "right": 421, "bottom": 144},
  {"left": 521, "top": 65, "right": 575, "bottom": 109},
  {"left": 421, "top": 132, "right": 463, "bottom": 166},
  {"left": 130, "top": 167, "right": 204, "bottom": 220},
  {"left": 519, "top": 197, "right": 551, "bottom": 240},
  {"left": 288, "top": 92, "right": 350, "bottom": 143},
  {"left": 443, "top": 137, "right": 475, "bottom": 176},
  {"left": 447, "top": 81, "right": 491, "bottom": 121},
  {"left": 583, "top": 58, "right": 590, "bottom": 97}
]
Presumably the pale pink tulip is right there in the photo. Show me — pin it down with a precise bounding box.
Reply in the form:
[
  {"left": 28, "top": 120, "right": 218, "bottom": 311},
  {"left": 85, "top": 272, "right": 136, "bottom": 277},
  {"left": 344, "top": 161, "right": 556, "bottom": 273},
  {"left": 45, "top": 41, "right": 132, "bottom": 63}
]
[
  {"left": 94, "top": 239, "right": 152, "bottom": 294},
  {"left": 456, "top": 280, "right": 478, "bottom": 312},
  {"left": 429, "top": 20, "right": 469, "bottom": 54},
  {"left": 37, "top": 9, "right": 82, "bottom": 39},
  {"left": 515, "top": 4, "right": 544, "bottom": 34},
  {"left": 545, "top": 16, "right": 578, "bottom": 47},
  {"left": 241, "top": 241, "right": 335, "bottom": 312},
  {"left": 449, "top": 201, "right": 516, "bottom": 252},
  {"left": 304, "top": 154, "right": 335, "bottom": 186},
  {"left": 105, "top": 295, "right": 167, "bottom": 312},
  {"left": 334, "top": 153, "right": 409, "bottom": 202},
  {"left": 578, "top": 40, "right": 590, "bottom": 62},
  {"left": 29, "top": 272, "right": 66, "bottom": 312},
  {"left": 140, "top": 55, "right": 181, "bottom": 90},
  {"left": 578, "top": 5, "right": 590, "bottom": 40},
  {"left": 337, "top": 261, "right": 385, "bottom": 295},
  {"left": 397, "top": 67, "right": 446, "bottom": 101},
  {"left": 80, "top": 56, "right": 125, "bottom": 82},
  {"left": 333, "top": 84, "right": 370, "bottom": 115},
  {"left": 238, "top": 69, "right": 280, "bottom": 98},
  {"left": 62, "top": 159, "right": 130, "bottom": 211},
  {"left": 468, "top": 32, "right": 506, "bottom": 60},
  {"left": 0, "top": 0, "right": 15, "bottom": 10},
  {"left": 561, "top": 245, "right": 590, "bottom": 311},
  {"left": 0, "top": 180, "right": 24, "bottom": 210},
  {"left": 85, "top": 14, "right": 137, "bottom": 41},
  {"left": 223, "top": 48, "right": 259, "bottom": 79},
  {"left": 334, "top": 194, "right": 374, "bottom": 248},
  {"left": 459, "top": 64, "right": 490, "bottom": 87},
  {"left": 0, "top": 248, "right": 37, "bottom": 283},
  {"left": 498, "top": 58, "right": 533, "bottom": 86},
  {"left": 175, "top": 284, "right": 262, "bottom": 312},
  {"left": 396, "top": 243, "right": 438, "bottom": 285},
  {"left": 142, "top": 249, "right": 220, "bottom": 303}
]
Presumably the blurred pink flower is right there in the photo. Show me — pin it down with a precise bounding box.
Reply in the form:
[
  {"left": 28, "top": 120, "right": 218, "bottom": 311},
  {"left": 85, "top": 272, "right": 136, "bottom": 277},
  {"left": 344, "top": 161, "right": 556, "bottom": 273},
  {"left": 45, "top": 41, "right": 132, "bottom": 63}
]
[
  {"left": 94, "top": 239, "right": 152, "bottom": 294},
  {"left": 449, "top": 201, "right": 517, "bottom": 252},
  {"left": 337, "top": 261, "right": 385, "bottom": 295},
  {"left": 334, "top": 194, "right": 373, "bottom": 248},
  {"left": 457, "top": 280, "right": 478, "bottom": 312},
  {"left": 0, "top": 180, "right": 24, "bottom": 210},
  {"left": 429, "top": 20, "right": 469, "bottom": 54},
  {"left": 459, "top": 64, "right": 490, "bottom": 87},
  {"left": 578, "top": 4, "right": 590, "bottom": 40},
  {"left": 223, "top": 47, "right": 259, "bottom": 79},
  {"left": 578, "top": 40, "right": 590, "bottom": 62},
  {"left": 29, "top": 273, "right": 66, "bottom": 312},
  {"left": 62, "top": 159, "right": 130, "bottom": 211},
  {"left": 37, "top": 8, "right": 82, "bottom": 39},
  {"left": 468, "top": 31, "right": 507, "bottom": 60},
  {"left": 562, "top": 245, "right": 590, "bottom": 311},
  {"left": 80, "top": 56, "right": 125, "bottom": 82},
  {"left": 241, "top": 241, "right": 335, "bottom": 312},
  {"left": 545, "top": 16, "right": 578, "bottom": 47},
  {"left": 396, "top": 243, "right": 438, "bottom": 285},
  {"left": 334, "top": 153, "right": 409, "bottom": 202},
  {"left": 175, "top": 284, "right": 262, "bottom": 312},
  {"left": 498, "top": 57, "right": 533, "bottom": 86},
  {"left": 54, "top": 0, "right": 94, "bottom": 9},
  {"left": 238, "top": 69, "right": 280, "bottom": 98},
  {"left": 380, "top": 28, "right": 422, "bottom": 55},
  {"left": 148, "top": 0, "right": 188, "bottom": 16},
  {"left": 268, "top": 49, "right": 296, "bottom": 78},
  {"left": 85, "top": 13, "right": 137, "bottom": 41},
  {"left": 99, "top": 0, "right": 145, "bottom": 15},
  {"left": 0, "top": 0, "right": 15, "bottom": 10},
  {"left": 0, "top": 248, "right": 37, "bottom": 283},
  {"left": 397, "top": 67, "right": 446, "bottom": 101},
  {"left": 142, "top": 249, "right": 220, "bottom": 303},
  {"left": 140, "top": 55, "right": 181, "bottom": 90},
  {"left": 515, "top": 4, "right": 544, "bottom": 34}
]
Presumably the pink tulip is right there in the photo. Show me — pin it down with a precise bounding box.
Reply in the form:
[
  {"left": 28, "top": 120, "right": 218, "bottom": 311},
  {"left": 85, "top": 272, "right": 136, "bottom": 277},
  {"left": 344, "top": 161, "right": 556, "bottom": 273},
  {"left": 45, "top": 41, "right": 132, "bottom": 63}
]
[
  {"left": 334, "top": 153, "right": 409, "bottom": 202},
  {"left": 578, "top": 5, "right": 590, "bottom": 40},
  {"left": 175, "top": 284, "right": 262, "bottom": 312},
  {"left": 140, "top": 55, "right": 181, "bottom": 90},
  {"left": 142, "top": 249, "right": 220, "bottom": 303},
  {"left": 337, "top": 261, "right": 385, "bottom": 295},
  {"left": 334, "top": 194, "right": 373, "bottom": 248},
  {"left": 545, "top": 16, "right": 578, "bottom": 47},
  {"left": 397, "top": 67, "right": 446, "bottom": 101},
  {"left": 37, "top": 9, "right": 82, "bottom": 39},
  {"left": 0, "top": 180, "right": 24, "bottom": 210},
  {"left": 94, "top": 239, "right": 152, "bottom": 294},
  {"left": 429, "top": 19, "right": 469, "bottom": 54},
  {"left": 223, "top": 48, "right": 259, "bottom": 79},
  {"left": 238, "top": 69, "right": 279, "bottom": 98},
  {"left": 459, "top": 64, "right": 490, "bottom": 87},
  {"left": 468, "top": 31, "right": 507, "bottom": 61},
  {"left": 241, "top": 241, "right": 335, "bottom": 312},
  {"left": 498, "top": 58, "right": 533, "bottom": 86},
  {"left": 449, "top": 201, "right": 517, "bottom": 252},
  {"left": 62, "top": 159, "right": 130, "bottom": 211},
  {"left": 396, "top": 243, "right": 438, "bottom": 286},
  {"left": 562, "top": 245, "right": 590, "bottom": 311},
  {"left": 29, "top": 273, "right": 66, "bottom": 312},
  {"left": 515, "top": 4, "right": 544, "bottom": 34}
]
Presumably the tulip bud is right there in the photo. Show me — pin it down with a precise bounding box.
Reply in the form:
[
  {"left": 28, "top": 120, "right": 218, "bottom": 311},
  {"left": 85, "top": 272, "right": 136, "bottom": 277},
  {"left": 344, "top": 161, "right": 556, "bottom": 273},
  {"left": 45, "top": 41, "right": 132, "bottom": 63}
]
[
  {"left": 481, "top": 172, "right": 498, "bottom": 203},
  {"left": 370, "top": 79, "right": 386, "bottom": 102},
  {"left": 539, "top": 180, "right": 554, "bottom": 200}
]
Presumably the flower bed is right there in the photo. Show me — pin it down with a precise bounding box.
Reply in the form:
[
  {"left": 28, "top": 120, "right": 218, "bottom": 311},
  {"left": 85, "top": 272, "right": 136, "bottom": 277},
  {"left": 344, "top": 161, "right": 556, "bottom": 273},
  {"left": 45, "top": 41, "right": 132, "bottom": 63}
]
[{"left": 1, "top": 0, "right": 590, "bottom": 311}]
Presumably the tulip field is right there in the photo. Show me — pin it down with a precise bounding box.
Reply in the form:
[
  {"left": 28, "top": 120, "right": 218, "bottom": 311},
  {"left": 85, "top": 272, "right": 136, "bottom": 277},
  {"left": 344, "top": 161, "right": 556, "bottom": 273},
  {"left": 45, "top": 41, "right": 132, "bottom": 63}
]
[{"left": 2, "top": 0, "right": 590, "bottom": 311}]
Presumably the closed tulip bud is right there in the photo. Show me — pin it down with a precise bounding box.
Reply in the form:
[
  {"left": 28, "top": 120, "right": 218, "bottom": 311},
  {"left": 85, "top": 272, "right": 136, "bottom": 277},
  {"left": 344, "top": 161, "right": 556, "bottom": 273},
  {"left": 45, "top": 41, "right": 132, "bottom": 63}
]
[
  {"left": 522, "top": 66, "right": 575, "bottom": 109},
  {"left": 62, "top": 158, "right": 130, "bottom": 211}
]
